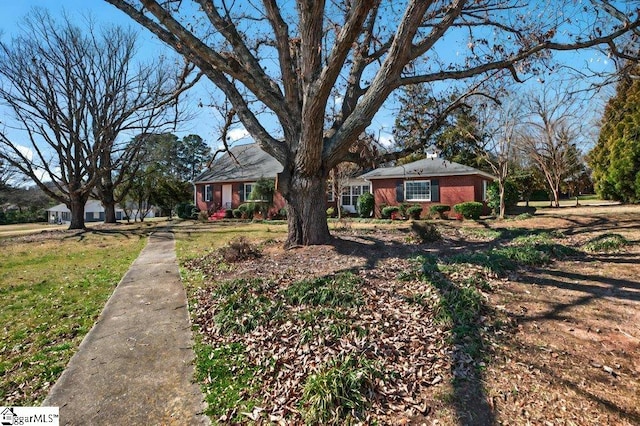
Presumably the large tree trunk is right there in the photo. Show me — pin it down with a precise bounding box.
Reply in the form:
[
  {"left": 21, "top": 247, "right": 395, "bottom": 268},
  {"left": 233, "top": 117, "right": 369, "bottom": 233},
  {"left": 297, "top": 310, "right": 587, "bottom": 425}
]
[
  {"left": 283, "top": 172, "right": 331, "bottom": 248},
  {"left": 102, "top": 187, "right": 117, "bottom": 223},
  {"left": 68, "top": 196, "right": 87, "bottom": 230}
]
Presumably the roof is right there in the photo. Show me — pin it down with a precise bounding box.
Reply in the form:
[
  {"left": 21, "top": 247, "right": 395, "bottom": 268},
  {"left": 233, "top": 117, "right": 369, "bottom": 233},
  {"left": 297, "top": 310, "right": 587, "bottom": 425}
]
[
  {"left": 194, "top": 143, "right": 283, "bottom": 183},
  {"left": 359, "top": 157, "right": 496, "bottom": 180}
]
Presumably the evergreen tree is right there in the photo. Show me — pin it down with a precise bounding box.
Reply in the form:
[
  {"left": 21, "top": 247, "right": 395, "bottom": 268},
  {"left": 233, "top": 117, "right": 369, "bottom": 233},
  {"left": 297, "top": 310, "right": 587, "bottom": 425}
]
[
  {"left": 590, "top": 67, "right": 640, "bottom": 203},
  {"left": 393, "top": 85, "right": 485, "bottom": 167}
]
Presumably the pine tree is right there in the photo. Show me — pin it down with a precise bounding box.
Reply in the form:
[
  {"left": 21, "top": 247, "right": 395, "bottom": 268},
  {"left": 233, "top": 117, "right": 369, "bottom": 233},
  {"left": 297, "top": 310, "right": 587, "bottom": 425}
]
[{"left": 590, "top": 67, "right": 640, "bottom": 203}]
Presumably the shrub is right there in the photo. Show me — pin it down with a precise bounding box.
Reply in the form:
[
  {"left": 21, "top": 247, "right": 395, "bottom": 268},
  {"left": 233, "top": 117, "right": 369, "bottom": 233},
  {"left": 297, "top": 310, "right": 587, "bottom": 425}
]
[
  {"left": 429, "top": 204, "right": 451, "bottom": 219},
  {"left": 356, "top": 192, "right": 375, "bottom": 218},
  {"left": 238, "top": 203, "right": 256, "bottom": 219},
  {"left": 224, "top": 209, "right": 233, "bottom": 219},
  {"left": 453, "top": 202, "right": 483, "bottom": 219},
  {"left": 326, "top": 207, "right": 335, "bottom": 217},
  {"left": 198, "top": 210, "right": 209, "bottom": 222},
  {"left": 406, "top": 205, "right": 423, "bottom": 220},
  {"left": 232, "top": 209, "right": 242, "bottom": 219},
  {"left": 485, "top": 180, "right": 519, "bottom": 214},
  {"left": 176, "top": 202, "right": 197, "bottom": 219},
  {"left": 410, "top": 221, "right": 441, "bottom": 243},
  {"left": 381, "top": 205, "right": 400, "bottom": 219},
  {"left": 219, "top": 237, "right": 261, "bottom": 262}
]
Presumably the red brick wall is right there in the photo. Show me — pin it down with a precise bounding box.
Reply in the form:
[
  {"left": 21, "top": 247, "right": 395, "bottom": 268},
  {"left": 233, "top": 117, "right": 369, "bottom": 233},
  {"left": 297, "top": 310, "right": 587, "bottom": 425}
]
[
  {"left": 370, "top": 175, "right": 490, "bottom": 218},
  {"left": 195, "top": 181, "right": 288, "bottom": 218}
]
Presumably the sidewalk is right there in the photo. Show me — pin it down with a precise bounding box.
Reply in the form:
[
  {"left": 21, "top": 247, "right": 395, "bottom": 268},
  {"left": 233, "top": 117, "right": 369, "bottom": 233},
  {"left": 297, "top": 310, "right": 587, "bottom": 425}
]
[{"left": 43, "top": 231, "right": 209, "bottom": 425}]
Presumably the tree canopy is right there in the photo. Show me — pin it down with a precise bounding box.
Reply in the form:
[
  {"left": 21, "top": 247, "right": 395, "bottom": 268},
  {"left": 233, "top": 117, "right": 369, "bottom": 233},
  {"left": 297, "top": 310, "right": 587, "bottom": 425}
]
[
  {"left": 104, "top": 0, "right": 640, "bottom": 245},
  {"left": 0, "top": 9, "right": 197, "bottom": 228},
  {"left": 590, "top": 65, "right": 640, "bottom": 203}
]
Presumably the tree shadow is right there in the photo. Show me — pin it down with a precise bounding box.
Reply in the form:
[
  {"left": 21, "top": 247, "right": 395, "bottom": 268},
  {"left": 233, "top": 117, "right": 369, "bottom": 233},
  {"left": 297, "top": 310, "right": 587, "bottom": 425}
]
[{"left": 330, "top": 233, "right": 497, "bottom": 424}]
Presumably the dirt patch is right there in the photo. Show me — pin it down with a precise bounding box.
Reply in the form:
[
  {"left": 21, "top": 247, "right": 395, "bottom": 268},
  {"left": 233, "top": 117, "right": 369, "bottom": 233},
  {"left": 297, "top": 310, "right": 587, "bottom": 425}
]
[{"left": 185, "top": 205, "right": 640, "bottom": 424}]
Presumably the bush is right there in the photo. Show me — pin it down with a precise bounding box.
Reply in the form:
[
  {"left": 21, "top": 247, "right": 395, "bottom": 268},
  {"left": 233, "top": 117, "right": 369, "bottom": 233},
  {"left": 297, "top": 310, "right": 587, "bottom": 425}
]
[
  {"left": 224, "top": 209, "right": 233, "bottom": 219},
  {"left": 381, "top": 205, "right": 400, "bottom": 219},
  {"left": 326, "top": 207, "right": 335, "bottom": 217},
  {"left": 410, "top": 221, "right": 441, "bottom": 243},
  {"left": 176, "top": 202, "right": 197, "bottom": 219},
  {"left": 429, "top": 204, "right": 451, "bottom": 219},
  {"left": 486, "top": 180, "right": 519, "bottom": 214},
  {"left": 198, "top": 210, "right": 209, "bottom": 222},
  {"left": 356, "top": 192, "right": 374, "bottom": 218},
  {"left": 406, "top": 205, "right": 423, "bottom": 220},
  {"left": 232, "top": 209, "right": 242, "bottom": 219},
  {"left": 238, "top": 203, "right": 256, "bottom": 219},
  {"left": 219, "top": 237, "right": 261, "bottom": 263},
  {"left": 453, "top": 202, "right": 483, "bottom": 219}
]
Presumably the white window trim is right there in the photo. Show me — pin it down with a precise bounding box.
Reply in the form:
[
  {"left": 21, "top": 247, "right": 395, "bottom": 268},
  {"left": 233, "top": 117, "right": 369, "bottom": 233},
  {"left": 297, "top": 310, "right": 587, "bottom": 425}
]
[
  {"left": 244, "top": 182, "right": 268, "bottom": 202},
  {"left": 405, "top": 180, "right": 432, "bottom": 202},
  {"left": 204, "top": 184, "right": 212, "bottom": 202}
]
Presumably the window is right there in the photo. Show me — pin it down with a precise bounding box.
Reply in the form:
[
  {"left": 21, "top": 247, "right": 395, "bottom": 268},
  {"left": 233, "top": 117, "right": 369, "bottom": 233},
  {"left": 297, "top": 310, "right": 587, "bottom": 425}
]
[
  {"left": 327, "top": 185, "right": 335, "bottom": 202},
  {"left": 341, "top": 184, "right": 370, "bottom": 207},
  {"left": 204, "top": 185, "right": 212, "bottom": 202},
  {"left": 405, "top": 180, "right": 431, "bottom": 201},
  {"left": 243, "top": 183, "right": 254, "bottom": 201},
  {"left": 482, "top": 180, "right": 489, "bottom": 201}
]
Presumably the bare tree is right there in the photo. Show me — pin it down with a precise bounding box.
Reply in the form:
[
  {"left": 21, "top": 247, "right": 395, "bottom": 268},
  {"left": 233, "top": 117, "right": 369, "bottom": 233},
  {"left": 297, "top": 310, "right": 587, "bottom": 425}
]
[
  {"left": 520, "top": 87, "right": 585, "bottom": 207},
  {"left": 0, "top": 9, "right": 198, "bottom": 228},
  {"left": 475, "top": 97, "right": 523, "bottom": 219},
  {"left": 104, "top": 0, "right": 640, "bottom": 246}
]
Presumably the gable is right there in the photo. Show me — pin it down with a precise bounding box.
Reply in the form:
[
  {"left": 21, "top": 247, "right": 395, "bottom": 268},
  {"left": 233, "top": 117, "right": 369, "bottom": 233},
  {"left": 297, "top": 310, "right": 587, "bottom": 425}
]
[
  {"left": 360, "top": 157, "right": 495, "bottom": 181},
  {"left": 194, "top": 143, "right": 283, "bottom": 184}
]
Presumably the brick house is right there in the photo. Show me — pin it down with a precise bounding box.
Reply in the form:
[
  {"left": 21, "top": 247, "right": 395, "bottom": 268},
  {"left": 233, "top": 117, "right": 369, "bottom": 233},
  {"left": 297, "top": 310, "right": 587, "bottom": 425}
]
[
  {"left": 359, "top": 155, "right": 495, "bottom": 218},
  {"left": 194, "top": 142, "right": 493, "bottom": 219},
  {"left": 193, "top": 143, "right": 370, "bottom": 218}
]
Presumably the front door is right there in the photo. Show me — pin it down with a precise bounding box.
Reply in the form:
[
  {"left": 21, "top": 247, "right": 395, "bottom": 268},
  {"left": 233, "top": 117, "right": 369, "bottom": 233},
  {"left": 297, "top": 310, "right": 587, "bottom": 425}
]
[{"left": 222, "top": 184, "right": 232, "bottom": 209}]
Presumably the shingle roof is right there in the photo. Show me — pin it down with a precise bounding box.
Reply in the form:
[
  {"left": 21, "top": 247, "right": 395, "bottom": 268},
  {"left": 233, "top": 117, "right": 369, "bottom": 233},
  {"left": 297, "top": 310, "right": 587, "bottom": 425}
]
[
  {"left": 194, "top": 143, "right": 283, "bottom": 183},
  {"left": 359, "top": 157, "right": 495, "bottom": 180}
]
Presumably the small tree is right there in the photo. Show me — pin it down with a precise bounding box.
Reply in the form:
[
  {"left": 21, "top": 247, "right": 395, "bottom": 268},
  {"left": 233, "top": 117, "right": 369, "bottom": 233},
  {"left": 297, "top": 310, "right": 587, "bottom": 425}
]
[{"left": 249, "top": 178, "right": 276, "bottom": 219}]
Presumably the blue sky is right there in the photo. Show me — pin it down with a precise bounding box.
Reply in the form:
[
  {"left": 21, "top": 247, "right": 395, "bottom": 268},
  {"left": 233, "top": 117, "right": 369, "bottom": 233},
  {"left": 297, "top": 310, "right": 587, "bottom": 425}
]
[
  {"left": 0, "top": 1, "right": 228, "bottom": 147},
  {"left": 0, "top": 2, "right": 618, "bottom": 152}
]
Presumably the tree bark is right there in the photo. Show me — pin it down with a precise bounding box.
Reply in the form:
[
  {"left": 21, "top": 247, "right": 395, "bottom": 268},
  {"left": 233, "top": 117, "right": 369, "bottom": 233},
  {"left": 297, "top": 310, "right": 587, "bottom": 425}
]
[
  {"left": 68, "top": 195, "right": 87, "bottom": 230},
  {"left": 282, "top": 171, "right": 331, "bottom": 247},
  {"left": 101, "top": 181, "right": 118, "bottom": 223}
]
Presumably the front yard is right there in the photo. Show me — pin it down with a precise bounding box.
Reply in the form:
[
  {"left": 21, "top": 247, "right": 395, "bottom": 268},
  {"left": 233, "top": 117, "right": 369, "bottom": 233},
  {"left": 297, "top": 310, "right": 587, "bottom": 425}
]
[{"left": 175, "top": 206, "right": 640, "bottom": 424}]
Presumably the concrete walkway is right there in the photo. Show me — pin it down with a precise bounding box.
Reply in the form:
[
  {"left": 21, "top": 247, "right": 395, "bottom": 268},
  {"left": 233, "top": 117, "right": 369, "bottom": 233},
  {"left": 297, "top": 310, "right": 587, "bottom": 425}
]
[{"left": 43, "top": 231, "right": 209, "bottom": 425}]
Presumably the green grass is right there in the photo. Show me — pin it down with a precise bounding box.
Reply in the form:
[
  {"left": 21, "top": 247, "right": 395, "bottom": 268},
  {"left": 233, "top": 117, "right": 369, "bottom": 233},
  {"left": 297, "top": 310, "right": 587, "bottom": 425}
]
[
  {"left": 582, "top": 233, "right": 629, "bottom": 253},
  {"left": 282, "top": 272, "right": 364, "bottom": 308},
  {"left": 193, "top": 342, "right": 260, "bottom": 421},
  {"left": 0, "top": 231, "right": 146, "bottom": 405},
  {"left": 300, "top": 354, "right": 382, "bottom": 425},
  {"left": 212, "top": 279, "right": 284, "bottom": 334}
]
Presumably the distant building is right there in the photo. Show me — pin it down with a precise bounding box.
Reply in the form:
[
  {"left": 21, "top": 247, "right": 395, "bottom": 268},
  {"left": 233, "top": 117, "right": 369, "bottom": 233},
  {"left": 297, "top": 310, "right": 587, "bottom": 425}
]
[{"left": 46, "top": 199, "right": 154, "bottom": 224}]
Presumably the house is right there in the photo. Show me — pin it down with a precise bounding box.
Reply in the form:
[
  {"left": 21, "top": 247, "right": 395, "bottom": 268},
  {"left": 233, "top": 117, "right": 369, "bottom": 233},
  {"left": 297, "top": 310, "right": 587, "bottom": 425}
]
[
  {"left": 194, "top": 143, "right": 371, "bottom": 218},
  {"left": 359, "top": 155, "right": 495, "bottom": 218},
  {"left": 47, "top": 199, "right": 154, "bottom": 224},
  {"left": 194, "top": 142, "right": 493, "bottom": 220},
  {"left": 194, "top": 143, "right": 285, "bottom": 217}
]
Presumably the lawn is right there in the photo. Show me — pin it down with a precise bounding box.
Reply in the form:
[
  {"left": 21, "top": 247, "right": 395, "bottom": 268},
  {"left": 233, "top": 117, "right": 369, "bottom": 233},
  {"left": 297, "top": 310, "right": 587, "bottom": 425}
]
[
  {"left": 0, "top": 227, "right": 148, "bottom": 405},
  {"left": 176, "top": 207, "right": 640, "bottom": 425}
]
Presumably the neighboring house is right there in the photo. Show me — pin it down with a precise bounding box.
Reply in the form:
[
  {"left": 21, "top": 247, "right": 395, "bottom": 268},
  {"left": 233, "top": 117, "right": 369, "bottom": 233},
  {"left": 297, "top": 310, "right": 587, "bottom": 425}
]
[
  {"left": 359, "top": 155, "right": 495, "bottom": 218},
  {"left": 47, "top": 199, "right": 154, "bottom": 224},
  {"left": 194, "top": 143, "right": 371, "bottom": 217}
]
